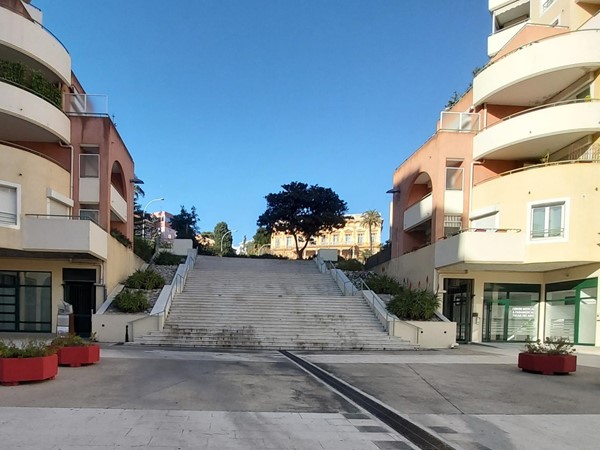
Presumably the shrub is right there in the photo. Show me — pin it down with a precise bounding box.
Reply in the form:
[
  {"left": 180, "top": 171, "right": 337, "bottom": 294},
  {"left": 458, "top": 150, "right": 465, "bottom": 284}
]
[
  {"left": 111, "top": 229, "right": 132, "bottom": 248},
  {"left": 387, "top": 288, "right": 440, "bottom": 321},
  {"left": 154, "top": 251, "right": 182, "bottom": 265},
  {"left": 134, "top": 237, "right": 154, "bottom": 262},
  {"left": 524, "top": 337, "right": 575, "bottom": 355},
  {"left": 50, "top": 334, "right": 92, "bottom": 348},
  {"left": 336, "top": 259, "right": 364, "bottom": 271},
  {"left": 124, "top": 269, "right": 165, "bottom": 290},
  {"left": 113, "top": 289, "right": 148, "bottom": 313},
  {"left": 0, "top": 340, "right": 56, "bottom": 358},
  {"left": 363, "top": 273, "right": 404, "bottom": 295}
]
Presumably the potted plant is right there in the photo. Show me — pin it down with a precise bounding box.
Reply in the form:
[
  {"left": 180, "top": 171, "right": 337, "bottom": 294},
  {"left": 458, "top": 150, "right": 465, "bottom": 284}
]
[
  {"left": 518, "top": 337, "right": 577, "bottom": 375},
  {"left": 0, "top": 340, "right": 58, "bottom": 386},
  {"left": 50, "top": 334, "right": 100, "bottom": 367}
]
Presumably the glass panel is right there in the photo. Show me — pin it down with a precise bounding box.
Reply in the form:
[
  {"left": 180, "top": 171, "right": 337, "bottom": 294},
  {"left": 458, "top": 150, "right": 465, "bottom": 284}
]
[
  {"left": 0, "top": 271, "right": 18, "bottom": 284},
  {"left": 21, "top": 272, "right": 51, "bottom": 286},
  {"left": 446, "top": 167, "right": 464, "bottom": 190},
  {"left": 0, "top": 287, "right": 16, "bottom": 295},
  {"left": 486, "top": 302, "right": 505, "bottom": 341},
  {"left": 578, "top": 298, "right": 597, "bottom": 344},
  {"left": 80, "top": 154, "right": 99, "bottom": 178},
  {"left": 546, "top": 288, "right": 576, "bottom": 301},
  {"left": 80, "top": 209, "right": 99, "bottom": 224},
  {"left": 548, "top": 205, "right": 563, "bottom": 237},
  {"left": 0, "top": 304, "right": 15, "bottom": 312},
  {"left": 0, "top": 322, "right": 15, "bottom": 330},
  {"left": 18, "top": 286, "right": 52, "bottom": 332},
  {"left": 531, "top": 207, "right": 545, "bottom": 238},
  {"left": 507, "top": 304, "right": 538, "bottom": 341},
  {"left": 545, "top": 301, "right": 575, "bottom": 341}
]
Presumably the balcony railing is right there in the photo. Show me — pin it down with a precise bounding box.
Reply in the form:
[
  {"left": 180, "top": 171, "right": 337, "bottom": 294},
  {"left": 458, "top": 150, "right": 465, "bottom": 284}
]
[
  {"left": 440, "top": 112, "right": 480, "bottom": 132},
  {"left": 63, "top": 93, "right": 108, "bottom": 116},
  {"left": 403, "top": 193, "right": 433, "bottom": 231}
]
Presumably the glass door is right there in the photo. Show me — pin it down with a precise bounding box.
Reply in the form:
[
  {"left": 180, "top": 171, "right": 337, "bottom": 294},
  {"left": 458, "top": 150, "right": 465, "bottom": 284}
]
[{"left": 443, "top": 279, "right": 473, "bottom": 343}]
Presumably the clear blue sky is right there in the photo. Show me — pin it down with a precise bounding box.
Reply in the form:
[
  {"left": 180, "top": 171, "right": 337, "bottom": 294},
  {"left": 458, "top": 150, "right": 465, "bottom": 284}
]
[{"left": 35, "top": 0, "right": 490, "bottom": 244}]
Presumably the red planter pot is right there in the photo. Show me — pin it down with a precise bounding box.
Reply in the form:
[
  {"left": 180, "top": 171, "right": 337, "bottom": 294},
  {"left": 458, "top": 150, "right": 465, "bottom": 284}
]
[
  {"left": 518, "top": 352, "right": 577, "bottom": 375},
  {"left": 0, "top": 354, "right": 58, "bottom": 386},
  {"left": 57, "top": 344, "right": 100, "bottom": 367}
]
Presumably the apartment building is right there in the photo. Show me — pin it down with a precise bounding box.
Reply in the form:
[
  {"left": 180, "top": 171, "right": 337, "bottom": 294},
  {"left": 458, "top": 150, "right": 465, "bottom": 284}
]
[
  {"left": 270, "top": 214, "right": 382, "bottom": 260},
  {"left": 0, "top": 0, "right": 142, "bottom": 336},
  {"left": 378, "top": 0, "right": 600, "bottom": 346}
]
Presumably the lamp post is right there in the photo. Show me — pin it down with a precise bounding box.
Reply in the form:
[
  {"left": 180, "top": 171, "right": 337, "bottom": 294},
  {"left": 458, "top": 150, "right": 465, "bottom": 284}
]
[
  {"left": 142, "top": 197, "right": 164, "bottom": 239},
  {"left": 220, "top": 229, "right": 237, "bottom": 254}
]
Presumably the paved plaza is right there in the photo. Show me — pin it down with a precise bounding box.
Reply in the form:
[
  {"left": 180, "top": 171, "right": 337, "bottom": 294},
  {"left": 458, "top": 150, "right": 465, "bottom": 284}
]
[{"left": 1, "top": 344, "right": 599, "bottom": 449}]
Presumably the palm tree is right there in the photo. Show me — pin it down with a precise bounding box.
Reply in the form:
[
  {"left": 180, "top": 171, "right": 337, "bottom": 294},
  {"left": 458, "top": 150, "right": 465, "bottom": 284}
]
[{"left": 361, "top": 210, "right": 383, "bottom": 256}]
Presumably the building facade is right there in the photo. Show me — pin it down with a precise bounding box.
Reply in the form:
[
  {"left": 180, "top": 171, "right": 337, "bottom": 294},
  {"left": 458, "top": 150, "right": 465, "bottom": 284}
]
[
  {"left": 378, "top": 0, "right": 600, "bottom": 346},
  {"left": 270, "top": 214, "right": 383, "bottom": 260},
  {"left": 0, "top": 0, "right": 142, "bottom": 336}
]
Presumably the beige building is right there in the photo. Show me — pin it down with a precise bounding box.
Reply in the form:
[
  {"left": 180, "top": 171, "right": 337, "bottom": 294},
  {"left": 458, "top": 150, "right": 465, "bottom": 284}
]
[
  {"left": 270, "top": 214, "right": 382, "bottom": 260},
  {"left": 377, "top": 0, "right": 600, "bottom": 346},
  {"left": 0, "top": 0, "right": 142, "bottom": 336}
]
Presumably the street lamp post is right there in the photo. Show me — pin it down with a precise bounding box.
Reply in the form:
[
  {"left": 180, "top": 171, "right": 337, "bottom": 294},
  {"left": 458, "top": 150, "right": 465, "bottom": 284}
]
[
  {"left": 142, "top": 197, "right": 164, "bottom": 239},
  {"left": 257, "top": 244, "right": 270, "bottom": 255},
  {"left": 220, "top": 229, "right": 237, "bottom": 254}
]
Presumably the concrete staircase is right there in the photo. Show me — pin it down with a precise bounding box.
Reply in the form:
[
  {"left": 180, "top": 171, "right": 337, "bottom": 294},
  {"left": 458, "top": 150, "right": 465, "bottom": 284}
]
[{"left": 136, "top": 256, "right": 413, "bottom": 350}]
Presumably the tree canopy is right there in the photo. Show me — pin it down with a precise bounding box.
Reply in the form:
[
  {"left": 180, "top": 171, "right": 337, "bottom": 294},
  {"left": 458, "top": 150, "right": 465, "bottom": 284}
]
[
  {"left": 213, "top": 221, "right": 233, "bottom": 255},
  {"left": 361, "top": 210, "right": 383, "bottom": 256},
  {"left": 170, "top": 205, "right": 199, "bottom": 244},
  {"left": 257, "top": 181, "right": 348, "bottom": 259}
]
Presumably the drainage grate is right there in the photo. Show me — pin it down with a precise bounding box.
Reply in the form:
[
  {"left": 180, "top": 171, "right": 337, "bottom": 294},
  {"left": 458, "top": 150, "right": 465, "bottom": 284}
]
[{"left": 281, "top": 350, "right": 456, "bottom": 450}]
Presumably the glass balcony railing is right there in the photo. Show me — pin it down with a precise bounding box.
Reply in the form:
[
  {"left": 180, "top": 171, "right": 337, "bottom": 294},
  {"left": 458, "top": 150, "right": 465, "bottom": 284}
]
[
  {"left": 440, "top": 112, "right": 480, "bottom": 132},
  {"left": 63, "top": 93, "right": 108, "bottom": 116}
]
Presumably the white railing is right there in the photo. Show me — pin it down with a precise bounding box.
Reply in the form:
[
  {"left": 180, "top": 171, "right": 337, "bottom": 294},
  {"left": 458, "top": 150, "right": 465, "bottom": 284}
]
[
  {"left": 440, "top": 112, "right": 480, "bottom": 132},
  {"left": 63, "top": 93, "right": 108, "bottom": 116},
  {"left": 125, "top": 249, "right": 197, "bottom": 341}
]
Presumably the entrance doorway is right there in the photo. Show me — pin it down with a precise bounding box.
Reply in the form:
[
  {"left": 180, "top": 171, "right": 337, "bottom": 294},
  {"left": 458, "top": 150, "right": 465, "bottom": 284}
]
[
  {"left": 63, "top": 269, "right": 96, "bottom": 337},
  {"left": 443, "top": 278, "right": 473, "bottom": 343}
]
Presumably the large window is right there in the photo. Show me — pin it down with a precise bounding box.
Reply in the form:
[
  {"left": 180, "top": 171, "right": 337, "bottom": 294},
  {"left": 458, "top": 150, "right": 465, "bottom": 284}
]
[
  {"left": 530, "top": 201, "right": 566, "bottom": 239},
  {"left": 80, "top": 154, "right": 99, "bottom": 178},
  {"left": 546, "top": 279, "right": 597, "bottom": 345},
  {"left": 0, "top": 182, "right": 18, "bottom": 227},
  {"left": 0, "top": 271, "right": 52, "bottom": 332},
  {"left": 483, "top": 283, "right": 540, "bottom": 342}
]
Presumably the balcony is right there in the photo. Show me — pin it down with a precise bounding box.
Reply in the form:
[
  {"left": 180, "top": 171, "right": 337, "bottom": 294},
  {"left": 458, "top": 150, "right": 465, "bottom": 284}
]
[
  {"left": 473, "top": 100, "right": 600, "bottom": 160},
  {"left": 0, "top": 7, "right": 71, "bottom": 84},
  {"left": 473, "top": 29, "right": 600, "bottom": 106},
  {"left": 110, "top": 185, "right": 127, "bottom": 223},
  {"left": 63, "top": 94, "right": 108, "bottom": 116},
  {"left": 487, "top": 20, "right": 527, "bottom": 57},
  {"left": 439, "top": 112, "right": 480, "bottom": 132},
  {"left": 435, "top": 229, "right": 524, "bottom": 269},
  {"left": 22, "top": 215, "right": 107, "bottom": 260},
  {"left": 0, "top": 81, "right": 70, "bottom": 143},
  {"left": 404, "top": 193, "right": 433, "bottom": 231}
]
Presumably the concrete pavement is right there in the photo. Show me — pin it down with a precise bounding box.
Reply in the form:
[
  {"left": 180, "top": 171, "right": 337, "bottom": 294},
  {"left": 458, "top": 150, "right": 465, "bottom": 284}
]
[{"left": 0, "top": 343, "right": 599, "bottom": 449}]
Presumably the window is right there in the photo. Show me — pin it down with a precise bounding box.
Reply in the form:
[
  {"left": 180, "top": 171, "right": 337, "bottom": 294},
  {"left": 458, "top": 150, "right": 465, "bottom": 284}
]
[
  {"left": 286, "top": 237, "right": 292, "bottom": 248},
  {"left": 444, "top": 215, "right": 462, "bottom": 237},
  {"left": 332, "top": 234, "right": 339, "bottom": 244},
  {"left": 321, "top": 236, "right": 328, "bottom": 245},
  {"left": 446, "top": 160, "right": 464, "bottom": 191},
  {"left": 530, "top": 201, "right": 565, "bottom": 239},
  {"left": 274, "top": 238, "right": 280, "bottom": 248},
  {"left": 0, "top": 182, "right": 18, "bottom": 227},
  {"left": 0, "top": 271, "right": 52, "bottom": 332},
  {"left": 80, "top": 208, "right": 99, "bottom": 224},
  {"left": 80, "top": 154, "right": 99, "bottom": 178},
  {"left": 345, "top": 234, "right": 352, "bottom": 244},
  {"left": 357, "top": 233, "right": 364, "bottom": 244}
]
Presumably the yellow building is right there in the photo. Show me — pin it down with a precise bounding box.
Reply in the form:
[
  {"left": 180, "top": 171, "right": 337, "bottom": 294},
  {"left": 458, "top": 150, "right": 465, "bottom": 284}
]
[
  {"left": 270, "top": 214, "right": 382, "bottom": 260},
  {"left": 378, "top": 0, "right": 600, "bottom": 346}
]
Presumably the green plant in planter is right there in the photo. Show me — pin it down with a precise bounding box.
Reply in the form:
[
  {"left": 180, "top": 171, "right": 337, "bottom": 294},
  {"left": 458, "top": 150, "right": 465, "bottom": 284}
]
[
  {"left": 124, "top": 269, "right": 165, "bottom": 290},
  {"left": 0, "top": 340, "right": 56, "bottom": 358},
  {"left": 387, "top": 287, "right": 440, "bottom": 321},
  {"left": 363, "top": 273, "right": 405, "bottom": 295},
  {"left": 50, "top": 334, "right": 93, "bottom": 348},
  {"left": 523, "top": 337, "right": 575, "bottom": 355},
  {"left": 114, "top": 289, "right": 149, "bottom": 313}
]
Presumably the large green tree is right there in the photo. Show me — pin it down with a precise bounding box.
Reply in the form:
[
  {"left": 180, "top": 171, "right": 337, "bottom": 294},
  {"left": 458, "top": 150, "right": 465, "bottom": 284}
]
[
  {"left": 170, "top": 205, "right": 199, "bottom": 245},
  {"left": 249, "top": 226, "right": 271, "bottom": 255},
  {"left": 214, "top": 221, "right": 233, "bottom": 255},
  {"left": 257, "top": 181, "right": 348, "bottom": 259},
  {"left": 361, "top": 210, "right": 383, "bottom": 256}
]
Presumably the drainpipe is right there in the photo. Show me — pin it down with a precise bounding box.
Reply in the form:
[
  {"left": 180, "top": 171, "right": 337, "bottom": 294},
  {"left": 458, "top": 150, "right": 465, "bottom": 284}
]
[{"left": 59, "top": 141, "right": 74, "bottom": 204}]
